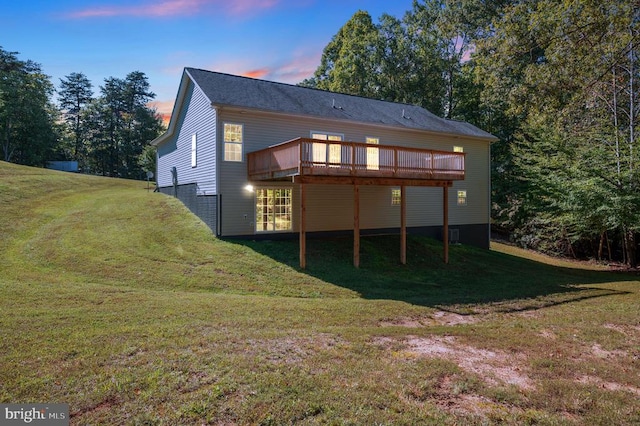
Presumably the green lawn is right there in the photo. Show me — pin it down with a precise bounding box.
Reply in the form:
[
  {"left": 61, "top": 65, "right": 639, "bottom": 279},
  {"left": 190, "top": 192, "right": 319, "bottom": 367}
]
[{"left": 1, "top": 161, "right": 639, "bottom": 425}]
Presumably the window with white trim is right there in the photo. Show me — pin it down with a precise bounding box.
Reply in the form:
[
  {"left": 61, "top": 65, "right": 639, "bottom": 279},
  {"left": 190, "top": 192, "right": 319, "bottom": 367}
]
[
  {"left": 457, "top": 190, "right": 467, "bottom": 206},
  {"left": 366, "top": 137, "right": 379, "bottom": 170},
  {"left": 256, "top": 188, "right": 293, "bottom": 232},
  {"left": 391, "top": 188, "right": 401, "bottom": 206},
  {"left": 191, "top": 134, "right": 197, "bottom": 167},
  {"left": 310, "top": 131, "right": 343, "bottom": 165},
  {"left": 224, "top": 123, "right": 243, "bottom": 162}
]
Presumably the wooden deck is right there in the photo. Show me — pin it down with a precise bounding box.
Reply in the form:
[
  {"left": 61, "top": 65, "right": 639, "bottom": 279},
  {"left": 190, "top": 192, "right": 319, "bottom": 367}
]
[
  {"left": 246, "top": 137, "right": 464, "bottom": 269},
  {"left": 247, "top": 138, "right": 465, "bottom": 184}
]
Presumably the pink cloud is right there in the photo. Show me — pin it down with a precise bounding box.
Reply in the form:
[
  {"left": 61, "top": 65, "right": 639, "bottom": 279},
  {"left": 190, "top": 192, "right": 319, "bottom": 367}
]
[
  {"left": 267, "top": 53, "right": 321, "bottom": 83},
  {"left": 65, "top": 0, "right": 280, "bottom": 19},
  {"left": 154, "top": 48, "right": 321, "bottom": 124},
  {"left": 207, "top": 50, "right": 319, "bottom": 84},
  {"left": 243, "top": 68, "right": 270, "bottom": 79}
]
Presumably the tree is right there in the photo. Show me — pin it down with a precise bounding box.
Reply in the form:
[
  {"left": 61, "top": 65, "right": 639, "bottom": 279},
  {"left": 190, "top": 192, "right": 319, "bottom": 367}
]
[
  {"left": 58, "top": 72, "right": 93, "bottom": 169},
  {"left": 138, "top": 145, "right": 156, "bottom": 178},
  {"left": 0, "top": 47, "right": 59, "bottom": 165},
  {"left": 475, "top": 0, "right": 640, "bottom": 266},
  {"left": 304, "top": 10, "right": 380, "bottom": 97},
  {"left": 86, "top": 71, "right": 163, "bottom": 178},
  {"left": 302, "top": 3, "right": 484, "bottom": 118}
]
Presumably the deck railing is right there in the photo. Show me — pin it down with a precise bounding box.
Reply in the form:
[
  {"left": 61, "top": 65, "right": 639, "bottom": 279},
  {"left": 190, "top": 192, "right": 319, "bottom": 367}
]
[{"left": 247, "top": 138, "right": 465, "bottom": 181}]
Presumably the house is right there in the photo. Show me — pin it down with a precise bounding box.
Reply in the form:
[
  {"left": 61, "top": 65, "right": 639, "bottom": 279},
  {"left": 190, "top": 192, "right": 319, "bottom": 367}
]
[{"left": 151, "top": 68, "right": 497, "bottom": 267}]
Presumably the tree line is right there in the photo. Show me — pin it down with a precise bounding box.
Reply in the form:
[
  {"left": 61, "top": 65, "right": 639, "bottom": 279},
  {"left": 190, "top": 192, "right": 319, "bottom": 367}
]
[
  {"left": 302, "top": 0, "right": 639, "bottom": 267},
  {"left": 0, "top": 46, "right": 163, "bottom": 179}
]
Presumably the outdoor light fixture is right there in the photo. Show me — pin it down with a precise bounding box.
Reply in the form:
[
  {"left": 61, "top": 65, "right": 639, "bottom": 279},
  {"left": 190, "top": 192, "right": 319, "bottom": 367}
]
[{"left": 244, "top": 184, "right": 254, "bottom": 192}]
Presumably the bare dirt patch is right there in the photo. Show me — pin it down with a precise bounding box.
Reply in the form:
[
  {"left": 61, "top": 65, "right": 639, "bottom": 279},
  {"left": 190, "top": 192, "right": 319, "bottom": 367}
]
[
  {"left": 432, "top": 310, "right": 481, "bottom": 325},
  {"left": 403, "top": 336, "right": 534, "bottom": 390},
  {"left": 379, "top": 310, "right": 481, "bottom": 328},
  {"left": 577, "top": 375, "right": 640, "bottom": 396},
  {"left": 538, "top": 329, "right": 558, "bottom": 340},
  {"left": 245, "top": 333, "right": 344, "bottom": 365},
  {"left": 589, "top": 343, "right": 628, "bottom": 360}
]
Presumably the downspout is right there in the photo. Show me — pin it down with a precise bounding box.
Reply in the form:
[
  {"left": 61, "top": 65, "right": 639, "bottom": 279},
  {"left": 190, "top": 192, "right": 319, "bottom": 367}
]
[{"left": 213, "top": 104, "right": 222, "bottom": 237}]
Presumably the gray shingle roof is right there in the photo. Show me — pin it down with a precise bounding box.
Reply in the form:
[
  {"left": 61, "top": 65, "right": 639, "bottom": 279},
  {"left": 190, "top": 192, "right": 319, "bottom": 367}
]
[{"left": 185, "top": 67, "right": 496, "bottom": 140}]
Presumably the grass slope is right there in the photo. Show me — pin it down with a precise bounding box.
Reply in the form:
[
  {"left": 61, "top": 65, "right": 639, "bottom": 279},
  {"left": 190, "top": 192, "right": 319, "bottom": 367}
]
[{"left": 1, "top": 161, "right": 639, "bottom": 425}]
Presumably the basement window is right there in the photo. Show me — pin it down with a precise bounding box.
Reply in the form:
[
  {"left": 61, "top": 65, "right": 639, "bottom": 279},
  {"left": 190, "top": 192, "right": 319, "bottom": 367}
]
[
  {"left": 457, "top": 190, "right": 467, "bottom": 206},
  {"left": 391, "top": 188, "right": 401, "bottom": 206},
  {"left": 256, "top": 188, "right": 292, "bottom": 232}
]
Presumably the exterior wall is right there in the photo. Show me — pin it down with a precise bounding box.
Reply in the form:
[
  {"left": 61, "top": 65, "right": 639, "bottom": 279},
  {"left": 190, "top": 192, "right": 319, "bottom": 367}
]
[
  {"left": 216, "top": 108, "right": 491, "bottom": 248},
  {"left": 158, "top": 184, "right": 217, "bottom": 234},
  {"left": 156, "top": 81, "right": 217, "bottom": 194}
]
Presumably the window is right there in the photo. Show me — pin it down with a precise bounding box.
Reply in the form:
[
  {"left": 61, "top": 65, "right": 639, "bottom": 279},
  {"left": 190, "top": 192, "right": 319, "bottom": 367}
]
[
  {"left": 453, "top": 146, "right": 464, "bottom": 153},
  {"left": 311, "top": 131, "right": 343, "bottom": 165},
  {"left": 224, "top": 123, "right": 243, "bottom": 162},
  {"left": 391, "top": 188, "right": 401, "bottom": 206},
  {"left": 256, "top": 188, "right": 292, "bottom": 232},
  {"left": 457, "top": 190, "right": 467, "bottom": 206},
  {"left": 366, "top": 137, "right": 379, "bottom": 170},
  {"left": 311, "top": 132, "right": 343, "bottom": 141},
  {"left": 191, "top": 134, "right": 197, "bottom": 167}
]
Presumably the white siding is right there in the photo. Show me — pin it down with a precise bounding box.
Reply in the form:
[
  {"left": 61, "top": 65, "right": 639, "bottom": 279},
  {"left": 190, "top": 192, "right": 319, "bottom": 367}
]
[
  {"left": 157, "top": 82, "right": 217, "bottom": 194},
  {"left": 216, "top": 109, "right": 492, "bottom": 237}
]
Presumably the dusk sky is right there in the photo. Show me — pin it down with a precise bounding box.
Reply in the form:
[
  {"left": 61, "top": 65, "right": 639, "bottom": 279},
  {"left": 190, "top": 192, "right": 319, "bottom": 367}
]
[{"left": 3, "top": 0, "right": 416, "bottom": 121}]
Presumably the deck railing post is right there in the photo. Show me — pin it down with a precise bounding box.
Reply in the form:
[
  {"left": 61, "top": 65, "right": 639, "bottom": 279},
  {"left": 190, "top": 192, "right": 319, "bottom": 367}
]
[
  {"left": 394, "top": 148, "right": 399, "bottom": 176},
  {"left": 351, "top": 143, "right": 356, "bottom": 175}
]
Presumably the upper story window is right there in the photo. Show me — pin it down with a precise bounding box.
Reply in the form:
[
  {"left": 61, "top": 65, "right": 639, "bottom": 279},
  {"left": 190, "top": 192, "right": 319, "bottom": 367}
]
[
  {"left": 311, "top": 131, "right": 343, "bottom": 141},
  {"left": 224, "top": 123, "right": 243, "bottom": 162},
  {"left": 310, "top": 131, "right": 344, "bottom": 165},
  {"left": 191, "top": 133, "right": 197, "bottom": 167},
  {"left": 366, "top": 137, "right": 380, "bottom": 170},
  {"left": 453, "top": 146, "right": 464, "bottom": 153},
  {"left": 366, "top": 137, "right": 379, "bottom": 144}
]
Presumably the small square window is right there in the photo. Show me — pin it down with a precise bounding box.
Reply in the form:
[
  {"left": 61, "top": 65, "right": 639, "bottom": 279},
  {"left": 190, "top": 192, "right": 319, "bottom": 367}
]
[{"left": 457, "top": 190, "right": 467, "bottom": 206}]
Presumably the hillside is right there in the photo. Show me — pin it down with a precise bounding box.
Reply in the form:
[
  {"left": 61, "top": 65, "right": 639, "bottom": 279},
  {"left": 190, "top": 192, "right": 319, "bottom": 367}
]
[{"left": 1, "top": 161, "right": 639, "bottom": 425}]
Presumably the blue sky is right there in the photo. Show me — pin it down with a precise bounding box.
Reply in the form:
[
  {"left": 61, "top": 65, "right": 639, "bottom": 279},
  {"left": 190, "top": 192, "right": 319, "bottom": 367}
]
[{"left": 2, "top": 0, "right": 415, "bottom": 120}]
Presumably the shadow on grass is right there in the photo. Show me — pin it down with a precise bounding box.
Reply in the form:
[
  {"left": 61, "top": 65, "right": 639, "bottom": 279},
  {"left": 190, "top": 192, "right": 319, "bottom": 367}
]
[{"left": 231, "top": 235, "right": 635, "bottom": 313}]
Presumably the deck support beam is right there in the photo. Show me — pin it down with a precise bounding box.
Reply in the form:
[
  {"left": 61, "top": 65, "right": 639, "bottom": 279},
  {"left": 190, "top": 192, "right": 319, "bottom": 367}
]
[
  {"left": 443, "top": 186, "right": 449, "bottom": 264},
  {"left": 400, "top": 185, "right": 406, "bottom": 265},
  {"left": 300, "top": 183, "right": 306, "bottom": 269},
  {"left": 354, "top": 184, "right": 360, "bottom": 268}
]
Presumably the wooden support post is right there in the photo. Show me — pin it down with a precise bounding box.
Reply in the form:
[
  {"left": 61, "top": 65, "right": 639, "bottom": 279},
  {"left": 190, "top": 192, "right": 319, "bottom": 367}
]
[
  {"left": 400, "top": 185, "right": 407, "bottom": 265},
  {"left": 354, "top": 184, "right": 360, "bottom": 268},
  {"left": 443, "top": 186, "right": 449, "bottom": 264},
  {"left": 300, "top": 183, "right": 306, "bottom": 269}
]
